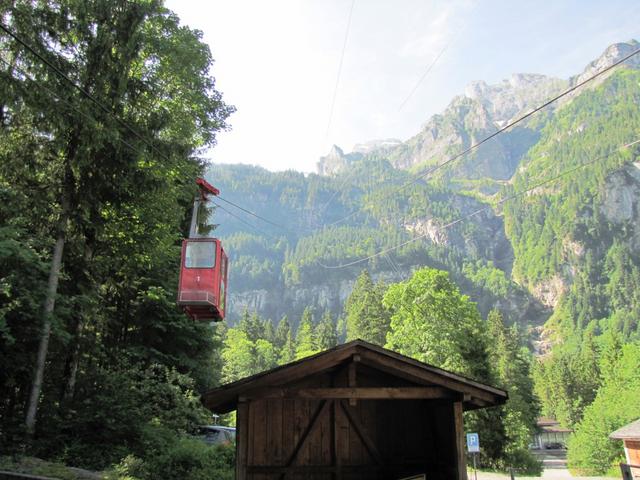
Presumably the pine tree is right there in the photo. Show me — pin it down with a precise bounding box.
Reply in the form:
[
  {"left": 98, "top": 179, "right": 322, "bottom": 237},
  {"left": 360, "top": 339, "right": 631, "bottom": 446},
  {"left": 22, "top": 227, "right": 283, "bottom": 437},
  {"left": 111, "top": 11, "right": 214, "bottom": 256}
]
[
  {"left": 279, "top": 330, "right": 297, "bottom": 365},
  {"left": 239, "top": 310, "right": 264, "bottom": 342},
  {"left": 315, "top": 310, "right": 338, "bottom": 351},
  {"left": 274, "top": 315, "right": 291, "bottom": 350},
  {"left": 295, "top": 307, "right": 318, "bottom": 359},
  {"left": 263, "top": 319, "right": 275, "bottom": 344},
  {"left": 486, "top": 309, "right": 540, "bottom": 471},
  {"left": 344, "top": 269, "right": 390, "bottom": 346}
]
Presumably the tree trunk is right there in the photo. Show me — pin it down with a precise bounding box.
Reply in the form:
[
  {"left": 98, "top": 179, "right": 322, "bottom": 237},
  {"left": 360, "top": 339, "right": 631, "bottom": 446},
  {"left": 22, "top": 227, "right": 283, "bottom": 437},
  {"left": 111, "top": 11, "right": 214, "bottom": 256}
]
[
  {"left": 25, "top": 196, "right": 69, "bottom": 435},
  {"left": 61, "top": 316, "right": 83, "bottom": 404}
]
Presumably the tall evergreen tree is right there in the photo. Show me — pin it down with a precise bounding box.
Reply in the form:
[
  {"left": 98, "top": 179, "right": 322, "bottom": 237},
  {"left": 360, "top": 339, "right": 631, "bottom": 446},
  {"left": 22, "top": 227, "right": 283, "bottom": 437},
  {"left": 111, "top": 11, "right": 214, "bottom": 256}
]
[
  {"left": 295, "top": 307, "right": 318, "bottom": 360},
  {"left": 274, "top": 315, "right": 291, "bottom": 351},
  {"left": 315, "top": 310, "right": 338, "bottom": 351},
  {"left": 486, "top": 309, "right": 540, "bottom": 472},
  {"left": 344, "top": 269, "right": 390, "bottom": 345},
  {"left": 279, "top": 330, "right": 297, "bottom": 365},
  {"left": 263, "top": 319, "right": 275, "bottom": 344},
  {"left": 239, "top": 310, "right": 264, "bottom": 343}
]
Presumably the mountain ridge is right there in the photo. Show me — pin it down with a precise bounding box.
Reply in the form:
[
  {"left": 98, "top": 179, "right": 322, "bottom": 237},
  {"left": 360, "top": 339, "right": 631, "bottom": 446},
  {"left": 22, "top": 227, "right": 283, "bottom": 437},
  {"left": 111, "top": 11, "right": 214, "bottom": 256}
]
[{"left": 317, "top": 40, "right": 639, "bottom": 183}]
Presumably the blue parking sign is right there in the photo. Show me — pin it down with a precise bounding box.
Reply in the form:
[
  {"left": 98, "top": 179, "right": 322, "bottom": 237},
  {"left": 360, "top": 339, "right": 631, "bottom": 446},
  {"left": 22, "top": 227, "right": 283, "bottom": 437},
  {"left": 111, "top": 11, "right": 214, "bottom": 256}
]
[{"left": 466, "top": 433, "right": 480, "bottom": 453}]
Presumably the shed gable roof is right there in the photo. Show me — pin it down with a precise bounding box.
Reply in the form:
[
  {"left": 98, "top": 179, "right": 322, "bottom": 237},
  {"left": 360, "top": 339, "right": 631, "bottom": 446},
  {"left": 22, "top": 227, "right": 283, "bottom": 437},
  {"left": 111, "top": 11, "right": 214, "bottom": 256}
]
[
  {"left": 610, "top": 419, "right": 640, "bottom": 440},
  {"left": 204, "top": 339, "right": 507, "bottom": 413}
]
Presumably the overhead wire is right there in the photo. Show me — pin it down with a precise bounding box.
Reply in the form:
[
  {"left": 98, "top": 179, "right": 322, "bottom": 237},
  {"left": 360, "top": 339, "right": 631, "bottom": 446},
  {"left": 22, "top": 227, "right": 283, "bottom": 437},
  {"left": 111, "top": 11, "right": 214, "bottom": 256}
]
[
  {"left": 319, "top": 8, "right": 468, "bottom": 216},
  {"left": 215, "top": 195, "right": 298, "bottom": 234},
  {"left": 310, "top": 0, "right": 357, "bottom": 226},
  {"left": 397, "top": 42, "right": 450, "bottom": 112},
  {"left": 321, "top": 46, "right": 640, "bottom": 229},
  {"left": 211, "top": 200, "right": 278, "bottom": 239},
  {"left": 318, "top": 138, "right": 640, "bottom": 269},
  {"left": 397, "top": 4, "right": 476, "bottom": 112},
  {"left": 383, "top": 252, "right": 402, "bottom": 276},
  {"left": 325, "top": 0, "right": 356, "bottom": 143}
]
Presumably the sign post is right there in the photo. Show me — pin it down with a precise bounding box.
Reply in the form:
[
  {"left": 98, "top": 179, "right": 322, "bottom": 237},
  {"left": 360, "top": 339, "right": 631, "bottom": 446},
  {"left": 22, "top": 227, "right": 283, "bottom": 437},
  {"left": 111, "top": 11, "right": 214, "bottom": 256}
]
[{"left": 466, "top": 433, "right": 480, "bottom": 480}]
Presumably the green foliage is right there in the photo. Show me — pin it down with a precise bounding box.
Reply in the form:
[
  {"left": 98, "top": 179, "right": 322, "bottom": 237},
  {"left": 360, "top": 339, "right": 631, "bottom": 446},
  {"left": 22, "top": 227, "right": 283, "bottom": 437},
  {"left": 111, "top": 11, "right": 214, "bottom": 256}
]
[
  {"left": 383, "top": 269, "right": 501, "bottom": 461},
  {"left": 384, "top": 268, "right": 490, "bottom": 379},
  {"left": 463, "top": 261, "right": 511, "bottom": 298},
  {"left": 344, "top": 270, "right": 390, "bottom": 346},
  {"left": 567, "top": 342, "right": 640, "bottom": 475},
  {"left": 486, "top": 310, "right": 541, "bottom": 474},
  {"left": 532, "top": 327, "right": 601, "bottom": 428},
  {"left": 112, "top": 428, "right": 234, "bottom": 480},
  {"left": 295, "top": 307, "right": 318, "bottom": 359},
  {"left": 505, "top": 69, "right": 640, "bottom": 292},
  {"left": 504, "top": 69, "right": 640, "bottom": 461},
  {"left": 315, "top": 310, "right": 338, "bottom": 350},
  {"left": 221, "top": 322, "right": 278, "bottom": 383},
  {"left": 0, "top": 0, "right": 232, "bottom": 470}
]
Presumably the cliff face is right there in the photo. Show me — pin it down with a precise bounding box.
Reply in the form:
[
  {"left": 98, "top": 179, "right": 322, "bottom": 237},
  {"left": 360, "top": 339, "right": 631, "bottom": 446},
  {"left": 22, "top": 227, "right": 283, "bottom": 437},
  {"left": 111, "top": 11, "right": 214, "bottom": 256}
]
[
  {"left": 316, "top": 145, "right": 363, "bottom": 176},
  {"left": 383, "top": 73, "right": 568, "bottom": 182}
]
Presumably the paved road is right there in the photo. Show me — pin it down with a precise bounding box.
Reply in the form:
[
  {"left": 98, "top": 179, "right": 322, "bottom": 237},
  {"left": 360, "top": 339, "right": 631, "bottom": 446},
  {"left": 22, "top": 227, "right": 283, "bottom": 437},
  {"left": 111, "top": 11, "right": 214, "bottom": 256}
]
[
  {"left": 468, "top": 449, "right": 618, "bottom": 479},
  {"left": 471, "top": 470, "right": 617, "bottom": 479}
]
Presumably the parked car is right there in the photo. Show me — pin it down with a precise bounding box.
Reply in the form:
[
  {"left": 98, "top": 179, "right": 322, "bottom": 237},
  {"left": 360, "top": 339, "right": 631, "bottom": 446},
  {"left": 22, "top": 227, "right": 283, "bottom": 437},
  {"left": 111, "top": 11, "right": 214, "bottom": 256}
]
[
  {"left": 544, "top": 441, "right": 565, "bottom": 450},
  {"left": 196, "top": 425, "right": 236, "bottom": 445}
]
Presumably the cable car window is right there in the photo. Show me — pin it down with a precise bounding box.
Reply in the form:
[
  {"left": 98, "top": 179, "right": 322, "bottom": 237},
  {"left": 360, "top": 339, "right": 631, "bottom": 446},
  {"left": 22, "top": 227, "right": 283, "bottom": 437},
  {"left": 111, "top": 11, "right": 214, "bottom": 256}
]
[
  {"left": 220, "top": 280, "right": 225, "bottom": 312},
  {"left": 185, "top": 242, "right": 216, "bottom": 268}
]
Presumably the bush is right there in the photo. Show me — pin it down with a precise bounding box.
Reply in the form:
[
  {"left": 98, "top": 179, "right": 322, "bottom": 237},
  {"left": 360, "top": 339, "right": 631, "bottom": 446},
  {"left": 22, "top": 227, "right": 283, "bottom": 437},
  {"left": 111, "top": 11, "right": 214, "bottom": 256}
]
[
  {"left": 113, "top": 431, "right": 235, "bottom": 480},
  {"left": 32, "top": 362, "right": 210, "bottom": 470}
]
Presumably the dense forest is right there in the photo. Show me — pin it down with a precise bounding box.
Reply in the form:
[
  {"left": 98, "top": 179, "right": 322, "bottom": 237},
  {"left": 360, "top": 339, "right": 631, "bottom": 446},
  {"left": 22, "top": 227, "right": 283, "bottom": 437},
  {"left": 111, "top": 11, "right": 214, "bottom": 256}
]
[
  {"left": 1, "top": 1, "right": 640, "bottom": 478},
  {"left": 0, "top": 1, "right": 235, "bottom": 478}
]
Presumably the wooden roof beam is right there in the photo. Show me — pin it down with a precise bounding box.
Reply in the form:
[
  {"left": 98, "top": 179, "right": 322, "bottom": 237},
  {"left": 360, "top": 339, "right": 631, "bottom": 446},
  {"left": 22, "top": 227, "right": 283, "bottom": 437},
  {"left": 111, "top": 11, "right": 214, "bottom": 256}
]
[
  {"left": 356, "top": 349, "right": 500, "bottom": 404},
  {"left": 243, "top": 386, "right": 455, "bottom": 400}
]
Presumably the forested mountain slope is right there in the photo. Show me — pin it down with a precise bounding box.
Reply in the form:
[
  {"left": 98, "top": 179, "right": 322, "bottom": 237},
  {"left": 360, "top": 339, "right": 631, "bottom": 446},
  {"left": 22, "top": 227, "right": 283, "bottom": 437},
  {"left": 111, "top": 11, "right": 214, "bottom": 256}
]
[
  {"left": 211, "top": 40, "right": 640, "bottom": 340},
  {"left": 208, "top": 157, "right": 539, "bottom": 328}
]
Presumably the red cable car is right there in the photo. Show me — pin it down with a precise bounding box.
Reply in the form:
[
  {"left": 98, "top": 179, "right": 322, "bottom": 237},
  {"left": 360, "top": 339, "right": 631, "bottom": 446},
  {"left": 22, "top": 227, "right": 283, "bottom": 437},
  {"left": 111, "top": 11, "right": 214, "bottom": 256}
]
[{"left": 177, "top": 178, "right": 229, "bottom": 322}]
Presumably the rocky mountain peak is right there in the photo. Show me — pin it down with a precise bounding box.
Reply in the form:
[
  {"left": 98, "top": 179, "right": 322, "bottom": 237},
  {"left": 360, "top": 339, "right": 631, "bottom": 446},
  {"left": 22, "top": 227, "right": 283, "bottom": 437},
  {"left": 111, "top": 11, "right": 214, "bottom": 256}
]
[
  {"left": 316, "top": 144, "right": 363, "bottom": 176},
  {"left": 462, "top": 73, "right": 566, "bottom": 124},
  {"left": 573, "top": 40, "right": 640, "bottom": 86},
  {"left": 328, "top": 144, "right": 344, "bottom": 158}
]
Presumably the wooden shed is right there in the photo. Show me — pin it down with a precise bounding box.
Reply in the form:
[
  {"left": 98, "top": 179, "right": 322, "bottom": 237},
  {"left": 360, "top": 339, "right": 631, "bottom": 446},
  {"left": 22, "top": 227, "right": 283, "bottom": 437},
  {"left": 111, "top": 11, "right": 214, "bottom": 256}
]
[
  {"left": 610, "top": 419, "right": 640, "bottom": 479},
  {"left": 204, "top": 340, "right": 507, "bottom": 480}
]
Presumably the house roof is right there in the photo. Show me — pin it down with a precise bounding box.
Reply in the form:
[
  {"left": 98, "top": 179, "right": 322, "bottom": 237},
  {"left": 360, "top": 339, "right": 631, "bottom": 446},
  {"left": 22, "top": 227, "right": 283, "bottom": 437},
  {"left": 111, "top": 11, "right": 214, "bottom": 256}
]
[
  {"left": 610, "top": 419, "right": 640, "bottom": 440},
  {"left": 203, "top": 339, "right": 508, "bottom": 413},
  {"left": 537, "top": 417, "right": 572, "bottom": 433}
]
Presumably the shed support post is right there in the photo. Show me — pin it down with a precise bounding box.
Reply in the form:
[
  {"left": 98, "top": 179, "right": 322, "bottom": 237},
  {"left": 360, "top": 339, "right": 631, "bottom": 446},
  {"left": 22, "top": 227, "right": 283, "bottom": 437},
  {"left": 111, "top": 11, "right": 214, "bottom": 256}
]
[
  {"left": 453, "top": 401, "right": 468, "bottom": 480},
  {"left": 236, "top": 400, "right": 249, "bottom": 480},
  {"left": 331, "top": 399, "right": 342, "bottom": 480}
]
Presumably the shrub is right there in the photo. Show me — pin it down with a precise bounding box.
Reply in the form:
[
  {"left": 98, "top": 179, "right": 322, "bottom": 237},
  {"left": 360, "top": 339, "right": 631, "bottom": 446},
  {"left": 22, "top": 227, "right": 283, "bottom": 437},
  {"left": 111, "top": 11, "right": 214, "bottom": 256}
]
[{"left": 113, "top": 428, "right": 235, "bottom": 480}]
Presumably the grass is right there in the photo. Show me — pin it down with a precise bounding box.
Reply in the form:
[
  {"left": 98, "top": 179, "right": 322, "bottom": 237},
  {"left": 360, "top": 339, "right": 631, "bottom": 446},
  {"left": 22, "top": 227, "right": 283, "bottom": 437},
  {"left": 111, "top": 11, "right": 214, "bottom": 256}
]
[{"left": 0, "top": 456, "right": 103, "bottom": 480}]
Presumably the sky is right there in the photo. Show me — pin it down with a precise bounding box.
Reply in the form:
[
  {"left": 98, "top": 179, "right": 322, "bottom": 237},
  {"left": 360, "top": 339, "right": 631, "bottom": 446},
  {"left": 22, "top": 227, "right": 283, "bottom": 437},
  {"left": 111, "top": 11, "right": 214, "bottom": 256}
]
[{"left": 164, "top": 0, "right": 640, "bottom": 173}]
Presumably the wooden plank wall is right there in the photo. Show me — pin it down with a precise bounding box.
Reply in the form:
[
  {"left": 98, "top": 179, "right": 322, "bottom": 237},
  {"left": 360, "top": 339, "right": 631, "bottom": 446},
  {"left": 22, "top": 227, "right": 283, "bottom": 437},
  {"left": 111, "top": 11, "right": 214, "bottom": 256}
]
[
  {"left": 241, "top": 368, "right": 461, "bottom": 480},
  {"left": 626, "top": 440, "right": 640, "bottom": 465}
]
